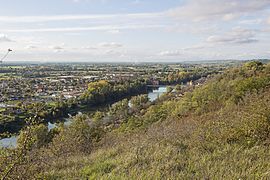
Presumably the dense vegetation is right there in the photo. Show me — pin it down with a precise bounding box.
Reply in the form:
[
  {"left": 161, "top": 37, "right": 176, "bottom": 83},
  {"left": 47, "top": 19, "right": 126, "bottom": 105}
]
[
  {"left": 157, "top": 68, "right": 212, "bottom": 85},
  {"left": 1, "top": 61, "right": 270, "bottom": 179},
  {"left": 0, "top": 65, "right": 210, "bottom": 137},
  {"left": 0, "top": 79, "right": 148, "bottom": 136}
]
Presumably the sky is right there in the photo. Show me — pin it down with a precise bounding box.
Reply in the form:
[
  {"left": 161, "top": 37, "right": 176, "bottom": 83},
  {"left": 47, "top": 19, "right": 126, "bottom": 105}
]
[{"left": 0, "top": 0, "right": 270, "bottom": 62}]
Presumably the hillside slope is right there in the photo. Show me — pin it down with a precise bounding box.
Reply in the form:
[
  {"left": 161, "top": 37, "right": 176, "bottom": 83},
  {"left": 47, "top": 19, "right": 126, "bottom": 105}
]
[
  {"left": 41, "top": 62, "right": 270, "bottom": 179},
  {"left": 1, "top": 61, "right": 270, "bottom": 179}
]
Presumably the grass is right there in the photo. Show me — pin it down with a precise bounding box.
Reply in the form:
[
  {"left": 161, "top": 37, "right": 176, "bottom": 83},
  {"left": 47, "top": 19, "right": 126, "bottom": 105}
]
[
  {"left": 40, "top": 87, "right": 270, "bottom": 179},
  {"left": 42, "top": 131, "right": 270, "bottom": 179}
]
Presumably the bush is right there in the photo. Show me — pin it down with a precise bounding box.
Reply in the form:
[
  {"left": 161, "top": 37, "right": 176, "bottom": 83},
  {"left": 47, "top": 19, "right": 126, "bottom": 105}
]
[
  {"left": 17, "top": 124, "right": 49, "bottom": 149},
  {"left": 51, "top": 114, "right": 104, "bottom": 155}
]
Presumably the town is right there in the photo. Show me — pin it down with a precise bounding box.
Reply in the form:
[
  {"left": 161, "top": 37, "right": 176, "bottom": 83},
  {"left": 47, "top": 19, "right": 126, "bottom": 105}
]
[
  {"left": 0, "top": 62, "right": 225, "bottom": 103},
  {"left": 0, "top": 61, "right": 234, "bottom": 136}
]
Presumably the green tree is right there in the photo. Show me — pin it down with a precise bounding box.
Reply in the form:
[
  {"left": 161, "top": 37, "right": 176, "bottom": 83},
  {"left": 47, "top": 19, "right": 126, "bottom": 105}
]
[
  {"left": 17, "top": 124, "right": 49, "bottom": 149},
  {"left": 130, "top": 94, "right": 149, "bottom": 112}
]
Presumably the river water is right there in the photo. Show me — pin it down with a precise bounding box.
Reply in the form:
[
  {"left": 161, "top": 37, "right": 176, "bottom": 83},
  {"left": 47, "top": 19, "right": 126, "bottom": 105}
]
[{"left": 0, "top": 86, "right": 169, "bottom": 148}]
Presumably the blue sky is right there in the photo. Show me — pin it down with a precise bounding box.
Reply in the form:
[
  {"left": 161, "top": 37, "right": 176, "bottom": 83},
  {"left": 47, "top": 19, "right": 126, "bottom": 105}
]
[{"left": 0, "top": 0, "right": 270, "bottom": 62}]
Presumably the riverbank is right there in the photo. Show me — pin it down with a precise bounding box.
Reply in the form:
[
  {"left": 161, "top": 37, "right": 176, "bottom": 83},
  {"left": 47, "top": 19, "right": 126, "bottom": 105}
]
[{"left": 0, "top": 85, "right": 171, "bottom": 148}]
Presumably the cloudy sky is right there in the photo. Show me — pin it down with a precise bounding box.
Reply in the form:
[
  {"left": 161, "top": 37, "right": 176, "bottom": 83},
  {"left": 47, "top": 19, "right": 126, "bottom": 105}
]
[{"left": 0, "top": 0, "right": 270, "bottom": 62}]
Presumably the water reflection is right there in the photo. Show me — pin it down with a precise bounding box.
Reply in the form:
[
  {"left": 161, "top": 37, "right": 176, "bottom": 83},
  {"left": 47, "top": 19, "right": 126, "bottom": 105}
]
[
  {"left": 0, "top": 86, "right": 169, "bottom": 148},
  {"left": 0, "top": 136, "right": 17, "bottom": 148},
  {"left": 1, "top": 119, "right": 73, "bottom": 148},
  {"left": 148, "top": 86, "right": 168, "bottom": 102}
]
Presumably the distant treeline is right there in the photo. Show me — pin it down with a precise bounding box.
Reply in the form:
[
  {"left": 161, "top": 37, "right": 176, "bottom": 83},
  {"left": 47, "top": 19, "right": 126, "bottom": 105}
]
[{"left": 0, "top": 79, "right": 148, "bottom": 136}]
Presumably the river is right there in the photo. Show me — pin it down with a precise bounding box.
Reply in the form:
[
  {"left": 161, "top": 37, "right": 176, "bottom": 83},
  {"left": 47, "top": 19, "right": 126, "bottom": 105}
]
[{"left": 0, "top": 86, "right": 170, "bottom": 148}]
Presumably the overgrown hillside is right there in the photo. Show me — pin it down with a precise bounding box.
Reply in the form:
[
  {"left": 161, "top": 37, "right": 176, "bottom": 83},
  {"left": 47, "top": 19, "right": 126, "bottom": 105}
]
[{"left": 1, "top": 61, "right": 270, "bottom": 179}]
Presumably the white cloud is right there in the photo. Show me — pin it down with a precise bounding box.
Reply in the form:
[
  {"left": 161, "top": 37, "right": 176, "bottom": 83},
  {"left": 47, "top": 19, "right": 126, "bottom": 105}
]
[
  {"left": 235, "top": 52, "right": 257, "bottom": 58},
  {"left": 207, "top": 28, "right": 258, "bottom": 44},
  {"left": 1, "top": 1, "right": 269, "bottom": 62},
  {"left": 267, "top": 17, "right": 270, "bottom": 24},
  {"left": 131, "top": 0, "right": 143, "bottom": 5},
  {"left": 71, "top": 0, "right": 108, "bottom": 3},
  {"left": 159, "top": 50, "right": 183, "bottom": 56},
  {"left": 50, "top": 46, "right": 64, "bottom": 50},
  {"left": 82, "top": 46, "right": 98, "bottom": 50},
  {"left": 45, "top": 42, "right": 123, "bottom": 53},
  {"left": 106, "top": 29, "right": 121, "bottom": 34},
  {"left": 182, "top": 44, "right": 208, "bottom": 51},
  {"left": 2, "top": 24, "right": 165, "bottom": 33},
  {"left": 168, "top": 0, "right": 270, "bottom": 22},
  {"left": 25, "top": 45, "right": 38, "bottom": 49},
  {"left": 98, "top": 42, "right": 123, "bottom": 48},
  {"left": 49, "top": 45, "right": 65, "bottom": 53},
  {"left": 239, "top": 19, "right": 263, "bottom": 25},
  {"left": 166, "top": 24, "right": 218, "bottom": 34},
  {"left": 0, "top": 12, "right": 164, "bottom": 23},
  {"left": 104, "top": 49, "right": 121, "bottom": 55},
  {"left": 0, "top": 34, "right": 14, "bottom": 42},
  {"left": 222, "top": 13, "right": 238, "bottom": 21}
]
